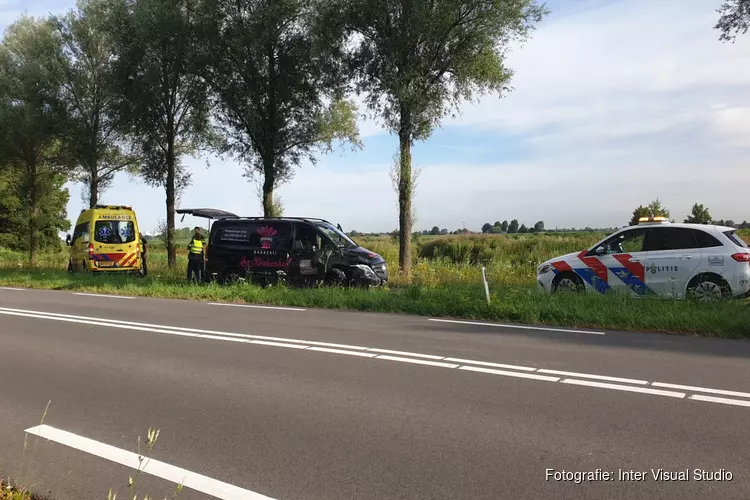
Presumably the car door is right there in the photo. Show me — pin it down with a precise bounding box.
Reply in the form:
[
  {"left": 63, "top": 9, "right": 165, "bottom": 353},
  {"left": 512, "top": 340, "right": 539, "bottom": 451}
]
[
  {"left": 589, "top": 227, "right": 654, "bottom": 296},
  {"left": 291, "top": 223, "right": 322, "bottom": 279},
  {"left": 643, "top": 227, "right": 701, "bottom": 298}
]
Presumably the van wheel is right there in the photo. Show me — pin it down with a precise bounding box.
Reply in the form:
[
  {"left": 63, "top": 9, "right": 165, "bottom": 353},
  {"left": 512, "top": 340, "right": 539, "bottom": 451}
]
[
  {"left": 223, "top": 272, "right": 243, "bottom": 286},
  {"left": 687, "top": 274, "right": 730, "bottom": 301},
  {"left": 325, "top": 268, "right": 348, "bottom": 287}
]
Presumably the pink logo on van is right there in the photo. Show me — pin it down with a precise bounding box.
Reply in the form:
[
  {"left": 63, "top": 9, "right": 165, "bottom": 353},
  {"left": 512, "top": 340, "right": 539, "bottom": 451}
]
[{"left": 257, "top": 226, "right": 278, "bottom": 249}]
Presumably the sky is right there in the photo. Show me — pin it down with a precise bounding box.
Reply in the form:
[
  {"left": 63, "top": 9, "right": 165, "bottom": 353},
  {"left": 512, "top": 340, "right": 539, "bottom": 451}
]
[{"left": 2, "top": 0, "right": 749, "bottom": 234}]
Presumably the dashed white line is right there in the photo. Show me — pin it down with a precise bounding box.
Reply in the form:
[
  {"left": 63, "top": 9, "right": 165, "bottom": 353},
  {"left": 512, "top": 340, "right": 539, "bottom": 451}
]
[
  {"left": 689, "top": 395, "right": 750, "bottom": 408},
  {"left": 308, "top": 347, "right": 377, "bottom": 358},
  {"left": 652, "top": 382, "right": 750, "bottom": 399},
  {"left": 375, "top": 355, "right": 459, "bottom": 368},
  {"left": 73, "top": 293, "right": 135, "bottom": 299},
  {"left": 250, "top": 340, "right": 309, "bottom": 349},
  {"left": 25, "top": 425, "right": 275, "bottom": 500},
  {"left": 208, "top": 302, "right": 306, "bottom": 312},
  {"left": 428, "top": 318, "right": 605, "bottom": 335},
  {"left": 537, "top": 369, "right": 648, "bottom": 385},
  {"left": 367, "top": 348, "right": 444, "bottom": 360},
  {"left": 459, "top": 365, "right": 560, "bottom": 382},
  {"left": 443, "top": 358, "right": 537, "bottom": 372},
  {"left": 562, "top": 379, "right": 685, "bottom": 399}
]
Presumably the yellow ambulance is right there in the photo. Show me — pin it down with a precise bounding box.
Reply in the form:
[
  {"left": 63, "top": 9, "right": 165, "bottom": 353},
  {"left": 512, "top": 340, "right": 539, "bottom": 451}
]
[{"left": 67, "top": 205, "right": 144, "bottom": 274}]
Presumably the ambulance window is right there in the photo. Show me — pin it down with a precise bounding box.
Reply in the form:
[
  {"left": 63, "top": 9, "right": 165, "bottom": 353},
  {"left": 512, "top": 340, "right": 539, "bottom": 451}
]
[
  {"left": 694, "top": 230, "right": 723, "bottom": 248},
  {"left": 95, "top": 220, "right": 136, "bottom": 244},
  {"left": 648, "top": 227, "right": 699, "bottom": 251}
]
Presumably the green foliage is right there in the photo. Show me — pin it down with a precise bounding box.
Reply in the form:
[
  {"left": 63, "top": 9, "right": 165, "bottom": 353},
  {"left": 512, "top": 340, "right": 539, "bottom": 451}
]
[
  {"left": 715, "top": 0, "right": 750, "bottom": 42},
  {"left": 110, "top": 0, "right": 215, "bottom": 267},
  {"left": 684, "top": 203, "right": 712, "bottom": 224},
  {"left": 194, "top": 0, "right": 360, "bottom": 217},
  {"left": 629, "top": 199, "right": 671, "bottom": 226},
  {"left": 501, "top": 220, "right": 509, "bottom": 232},
  {"left": 49, "top": 0, "right": 138, "bottom": 208},
  {"left": 508, "top": 219, "right": 519, "bottom": 233}
]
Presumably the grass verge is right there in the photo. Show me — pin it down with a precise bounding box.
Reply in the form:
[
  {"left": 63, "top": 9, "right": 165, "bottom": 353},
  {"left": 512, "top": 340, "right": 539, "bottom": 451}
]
[
  {"left": 0, "top": 479, "right": 44, "bottom": 500},
  {"left": 0, "top": 268, "right": 748, "bottom": 338}
]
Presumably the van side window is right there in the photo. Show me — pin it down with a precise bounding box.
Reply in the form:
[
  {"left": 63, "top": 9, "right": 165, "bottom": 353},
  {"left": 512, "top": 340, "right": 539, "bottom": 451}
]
[{"left": 293, "top": 224, "right": 322, "bottom": 251}]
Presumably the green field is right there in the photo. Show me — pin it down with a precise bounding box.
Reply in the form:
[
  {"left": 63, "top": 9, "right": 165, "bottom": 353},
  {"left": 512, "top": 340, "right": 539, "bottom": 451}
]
[{"left": 1, "top": 230, "right": 749, "bottom": 337}]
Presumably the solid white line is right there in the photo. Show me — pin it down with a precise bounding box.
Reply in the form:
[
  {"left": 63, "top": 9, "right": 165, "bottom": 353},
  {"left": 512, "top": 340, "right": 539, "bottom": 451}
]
[
  {"left": 307, "top": 347, "right": 377, "bottom": 358},
  {"left": 652, "top": 382, "right": 750, "bottom": 399},
  {"left": 367, "top": 348, "right": 444, "bottom": 360},
  {"left": 250, "top": 340, "right": 310, "bottom": 349},
  {"left": 443, "top": 358, "right": 537, "bottom": 372},
  {"left": 537, "top": 369, "right": 648, "bottom": 385},
  {"left": 428, "top": 318, "right": 605, "bottom": 335},
  {"left": 689, "top": 395, "right": 750, "bottom": 408},
  {"left": 562, "top": 379, "right": 685, "bottom": 399},
  {"left": 73, "top": 293, "right": 135, "bottom": 299},
  {"left": 208, "top": 302, "right": 306, "bottom": 312},
  {"left": 375, "top": 355, "right": 459, "bottom": 368},
  {"left": 459, "top": 365, "right": 560, "bottom": 382},
  {"left": 0, "top": 286, "right": 25, "bottom": 291},
  {"left": 25, "top": 425, "right": 274, "bottom": 500}
]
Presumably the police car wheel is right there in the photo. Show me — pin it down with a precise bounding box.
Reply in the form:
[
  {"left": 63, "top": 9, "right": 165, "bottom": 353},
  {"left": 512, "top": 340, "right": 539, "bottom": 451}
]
[
  {"left": 552, "top": 273, "right": 584, "bottom": 294},
  {"left": 687, "top": 275, "right": 730, "bottom": 302}
]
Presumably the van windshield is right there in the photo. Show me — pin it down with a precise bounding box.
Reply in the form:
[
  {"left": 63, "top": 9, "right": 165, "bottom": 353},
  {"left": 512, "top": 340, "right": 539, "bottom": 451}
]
[
  {"left": 315, "top": 222, "right": 356, "bottom": 248},
  {"left": 95, "top": 220, "right": 136, "bottom": 244}
]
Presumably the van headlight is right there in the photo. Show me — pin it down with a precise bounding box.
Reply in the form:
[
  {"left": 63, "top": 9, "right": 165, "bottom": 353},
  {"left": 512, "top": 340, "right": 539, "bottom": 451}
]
[
  {"left": 537, "top": 264, "right": 554, "bottom": 275},
  {"left": 354, "top": 264, "right": 377, "bottom": 278}
]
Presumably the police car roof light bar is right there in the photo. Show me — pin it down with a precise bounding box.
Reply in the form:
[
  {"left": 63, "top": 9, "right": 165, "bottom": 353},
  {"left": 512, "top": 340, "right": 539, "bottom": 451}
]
[{"left": 638, "top": 216, "right": 670, "bottom": 225}]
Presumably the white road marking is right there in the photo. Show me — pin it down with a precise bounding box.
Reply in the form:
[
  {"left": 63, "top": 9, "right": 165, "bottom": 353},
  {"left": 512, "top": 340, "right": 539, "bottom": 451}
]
[
  {"left": 375, "top": 355, "right": 459, "bottom": 369},
  {"left": 250, "top": 340, "right": 309, "bottom": 349},
  {"left": 0, "top": 286, "right": 25, "bottom": 291},
  {"left": 209, "top": 302, "right": 306, "bottom": 312},
  {"left": 25, "top": 425, "right": 274, "bottom": 500},
  {"left": 443, "top": 358, "right": 537, "bottom": 372},
  {"left": 652, "top": 382, "right": 750, "bottom": 399},
  {"left": 367, "top": 348, "right": 444, "bottom": 360},
  {"left": 428, "top": 318, "right": 606, "bottom": 335},
  {"left": 3, "top": 306, "right": 750, "bottom": 409},
  {"left": 308, "top": 347, "right": 377, "bottom": 357},
  {"left": 537, "top": 369, "right": 648, "bottom": 385},
  {"left": 689, "top": 395, "right": 750, "bottom": 408},
  {"left": 459, "top": 365, "right": 560, "bottom": 382},
  {"left": 73, "top": 293, "right": 135, "bottom": 299},
  {"left": 562, "top": 379, "right": 685, "bottom": 399}
]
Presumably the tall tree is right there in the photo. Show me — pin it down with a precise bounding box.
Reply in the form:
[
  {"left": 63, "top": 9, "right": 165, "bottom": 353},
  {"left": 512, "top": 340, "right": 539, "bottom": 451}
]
[
  {"left": 111, "top": 0, "right": 214, "bottom": 267},
  {"left": 325, "top": 0, "right": 547, "bottom": 275},
  {"left": 508, "top": 219, "right": 519, "bottom": 233},
  {"left": 629, "top": 199, "right": 671, "bottom": 226},
  {"left": 534, "top": 220, "right": 544, "bottom": 232},
  {"left": 684, "top": 203, "right": 712, "bottom": 224},
  {"left": 49, "top": 0, "right": 137, "bottom": 208},
  {"left": 715, "top": 0, "right": 750, "bottom": 41},
  {"left": 0, "top": 17, "right": 72, "bottom": 264},
  {"left": 195, "top": 0, "right": 361, "bottom": 217},
  {"left": 481, "top": 222, "right": 492, "bottom": 233},
  {"left": 501, "top": 220, "right": 509, "bottom": 232}
]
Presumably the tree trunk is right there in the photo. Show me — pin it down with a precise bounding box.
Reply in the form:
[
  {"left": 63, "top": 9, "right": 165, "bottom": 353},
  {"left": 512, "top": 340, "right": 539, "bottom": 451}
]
[
  {"left": 398, "top": 109, "right": 413, "bottom": 277},
  {"left": 89, "top": 168, "right": 99, "bottom": 209},
  {"left": 28, "top": 162, "right": 39, "bottom": 266},
  {"left": 262, "top": 157, "right": 276, "bottom": 217},
  {"left": 166, "top": 134, "right": 176, "bottom": 268}
]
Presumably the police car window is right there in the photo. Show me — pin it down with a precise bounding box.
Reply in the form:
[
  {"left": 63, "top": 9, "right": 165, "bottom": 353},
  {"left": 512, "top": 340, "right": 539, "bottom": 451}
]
[
  {"left": 94, "top": 221, "right": 135, "bottom": 244},
  {"left": 648, "top": 227, "right": 698, "bottom": 251},
  {"left": 602, "top": 229, "right": 649, "bottom": 254},
  {"left": 724, "top": 231, "right": 748, "bottom": 248},
  {"left": 694, "top": 230, "right": 723, "bottom": 248}
]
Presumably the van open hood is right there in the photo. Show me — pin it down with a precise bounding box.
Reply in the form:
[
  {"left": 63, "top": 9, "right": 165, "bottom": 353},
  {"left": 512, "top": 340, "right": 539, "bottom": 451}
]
[{"left": 176, "top": 208, "right": 238, "bottom": 220}]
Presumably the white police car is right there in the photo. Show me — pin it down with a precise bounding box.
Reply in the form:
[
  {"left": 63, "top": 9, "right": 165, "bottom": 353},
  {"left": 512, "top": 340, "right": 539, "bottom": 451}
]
[{"left": 536, "top": 217, "right": 750, "bottom": 300}]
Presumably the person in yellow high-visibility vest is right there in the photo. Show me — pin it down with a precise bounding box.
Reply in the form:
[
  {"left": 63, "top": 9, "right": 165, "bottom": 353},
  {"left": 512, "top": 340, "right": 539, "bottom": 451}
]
[{"left": 186, "top": 226, "right": 205, "bottom": 283}]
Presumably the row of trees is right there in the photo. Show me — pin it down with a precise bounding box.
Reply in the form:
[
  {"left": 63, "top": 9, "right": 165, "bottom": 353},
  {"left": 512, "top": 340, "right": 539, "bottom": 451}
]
[
  {"left": 0, "top": 0, "right": 547, "bottom": 273},
  {"left": 628, "top": 200, "right": 748, "bottom": 228},
  {"left": 481, "top": 220, "right": 544, "bottom": 234}
]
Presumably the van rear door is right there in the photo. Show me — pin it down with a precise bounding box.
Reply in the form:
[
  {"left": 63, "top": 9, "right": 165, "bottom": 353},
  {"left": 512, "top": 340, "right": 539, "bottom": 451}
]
[{"left": 92, "top": 212, "right": 140, "bottom": 269}]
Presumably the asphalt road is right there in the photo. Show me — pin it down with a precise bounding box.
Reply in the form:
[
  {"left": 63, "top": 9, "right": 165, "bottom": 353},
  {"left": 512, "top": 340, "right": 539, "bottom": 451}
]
[{"left": 1, "top": 287, "right": 750, "bottom": 500}]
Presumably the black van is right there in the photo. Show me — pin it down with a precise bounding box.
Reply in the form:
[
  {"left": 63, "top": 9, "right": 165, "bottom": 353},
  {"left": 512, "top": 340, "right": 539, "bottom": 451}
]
[{"left": 176, "top": 209, "right": 388, "bottom": 287}]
